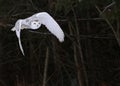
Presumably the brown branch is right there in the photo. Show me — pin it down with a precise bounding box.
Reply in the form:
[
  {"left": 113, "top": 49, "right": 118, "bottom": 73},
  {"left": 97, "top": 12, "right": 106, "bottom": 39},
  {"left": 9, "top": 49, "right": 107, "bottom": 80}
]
[
  {"left": 42, "top": 47, "right": 49, "bottom": 86},
  {"left": 100, "top": 1, "right": 116, "bottom": 15}
]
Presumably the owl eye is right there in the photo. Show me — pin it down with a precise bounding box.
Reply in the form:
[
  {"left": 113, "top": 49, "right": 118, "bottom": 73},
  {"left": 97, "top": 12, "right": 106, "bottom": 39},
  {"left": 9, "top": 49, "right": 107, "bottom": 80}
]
[{"left": 33, "top": 22, "right": 36, "bottom": 24}]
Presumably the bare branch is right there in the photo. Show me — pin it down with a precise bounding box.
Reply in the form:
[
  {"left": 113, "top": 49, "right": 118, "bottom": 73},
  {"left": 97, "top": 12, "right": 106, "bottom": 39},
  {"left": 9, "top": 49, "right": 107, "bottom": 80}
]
[{"left": 100, "top": 1, "right": 116, "bottom": 15}]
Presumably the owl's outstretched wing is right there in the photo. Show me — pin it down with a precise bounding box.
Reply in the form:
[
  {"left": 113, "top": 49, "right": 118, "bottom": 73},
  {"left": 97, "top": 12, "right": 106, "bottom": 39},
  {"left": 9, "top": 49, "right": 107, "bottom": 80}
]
[
  {"left": 35, "top": 12, "right": 64, "bottom": 42},
  {"left": 12, "top": 20, "right": 25, "bottom": 55}
]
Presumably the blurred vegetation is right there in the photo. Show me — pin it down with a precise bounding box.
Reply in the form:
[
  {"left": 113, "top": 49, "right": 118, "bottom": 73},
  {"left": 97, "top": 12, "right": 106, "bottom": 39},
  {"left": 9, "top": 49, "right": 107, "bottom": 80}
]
[{"left": 0, "top": 0, "right": 120, "bottom": 86}]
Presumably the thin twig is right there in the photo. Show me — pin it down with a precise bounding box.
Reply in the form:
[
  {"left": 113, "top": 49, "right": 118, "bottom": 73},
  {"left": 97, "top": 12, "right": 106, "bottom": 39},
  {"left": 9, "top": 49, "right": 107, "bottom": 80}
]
[
  {"left": 0, "top": 58, "right": 23, "bottom": 65},
  {"left": 95, "top": 5, "right": 120, "bottom": 47},
  {"left": 29, "top": 0, "right": 40, "bottom": 11},
  {"left": 42, "top": 47, "right": 49, "bottom": 86},
  {"left": 68, "top": 20, "right": 83, "bottom": 86},
  {"left": 72, "top": 9, "right": 88, "bottom": 86},
  {"left": 100, "top": 1, "right": 116, "bottom": 15}
]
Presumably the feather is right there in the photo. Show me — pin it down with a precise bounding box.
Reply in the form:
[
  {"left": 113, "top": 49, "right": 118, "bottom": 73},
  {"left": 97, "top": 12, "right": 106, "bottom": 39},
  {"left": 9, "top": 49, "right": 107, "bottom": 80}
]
[{"left": 36, "top": 12, "right": 64, "bottom": 42}]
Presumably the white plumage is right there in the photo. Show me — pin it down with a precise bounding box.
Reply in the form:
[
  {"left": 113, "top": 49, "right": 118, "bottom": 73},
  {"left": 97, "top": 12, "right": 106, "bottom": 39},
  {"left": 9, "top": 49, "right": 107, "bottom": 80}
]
[{"left": 11, "top": 12, "right": 64, "bottom": 55}]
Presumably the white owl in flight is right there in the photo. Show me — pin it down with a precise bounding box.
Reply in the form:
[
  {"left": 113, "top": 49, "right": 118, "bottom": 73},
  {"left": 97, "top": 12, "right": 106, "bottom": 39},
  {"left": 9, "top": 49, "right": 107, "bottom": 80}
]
[{"left": 11, "top": 12, "right": 64, "bottom": 55}]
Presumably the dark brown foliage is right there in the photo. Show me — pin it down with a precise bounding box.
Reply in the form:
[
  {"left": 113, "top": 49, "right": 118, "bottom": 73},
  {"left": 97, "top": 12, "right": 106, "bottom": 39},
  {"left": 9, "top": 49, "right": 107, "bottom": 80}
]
[{"left": 0, "top": 0, "right": 120, "bottom": 86}]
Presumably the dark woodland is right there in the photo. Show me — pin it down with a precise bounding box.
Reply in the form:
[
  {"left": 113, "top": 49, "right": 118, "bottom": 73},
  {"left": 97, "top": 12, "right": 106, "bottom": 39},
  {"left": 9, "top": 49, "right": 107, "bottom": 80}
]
[{"left": 0, "top": 0, "right": 120, "bottom": 86}]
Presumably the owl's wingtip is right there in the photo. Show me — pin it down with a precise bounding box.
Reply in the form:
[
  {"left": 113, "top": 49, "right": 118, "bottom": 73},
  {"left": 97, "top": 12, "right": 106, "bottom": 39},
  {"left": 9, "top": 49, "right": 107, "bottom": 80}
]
[
  {"left": 58, "top": 33, "right": 65, "bottom": 42},
  {"left": 20, "top": 51, "right": 25, "bottom": 56},
  {"left": 11, "top": 27, "right": 16, "bottom": 31},
  {"left": 59, "top": 37, "right": 64, "bottom": 42}
]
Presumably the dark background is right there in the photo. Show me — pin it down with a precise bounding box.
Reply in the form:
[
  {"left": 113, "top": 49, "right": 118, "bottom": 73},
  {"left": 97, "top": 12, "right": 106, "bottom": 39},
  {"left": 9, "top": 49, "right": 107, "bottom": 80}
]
[{"left": 0, "top": 0, "right": 120, "bottom": 86}]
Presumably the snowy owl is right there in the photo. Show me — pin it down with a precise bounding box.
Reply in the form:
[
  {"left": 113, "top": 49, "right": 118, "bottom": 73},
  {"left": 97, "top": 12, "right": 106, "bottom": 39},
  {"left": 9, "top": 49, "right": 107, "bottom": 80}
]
[{"left": 11, "top": 12, "right": 64, "bottom": 55}]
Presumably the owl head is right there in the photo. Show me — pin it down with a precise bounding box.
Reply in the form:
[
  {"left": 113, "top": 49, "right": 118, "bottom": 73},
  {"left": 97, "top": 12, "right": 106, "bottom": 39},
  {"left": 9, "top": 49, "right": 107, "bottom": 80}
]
[{"left": 30, "top": 20, "right": 41, "bottom": 29}]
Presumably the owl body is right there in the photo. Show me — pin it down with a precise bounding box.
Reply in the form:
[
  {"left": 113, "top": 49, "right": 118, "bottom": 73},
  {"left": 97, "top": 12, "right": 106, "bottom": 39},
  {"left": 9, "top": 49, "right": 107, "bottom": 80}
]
[{"left": 11, "top": 12, "right": 64, "bottom": 55}]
